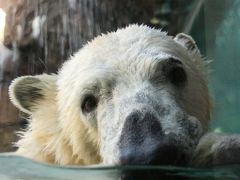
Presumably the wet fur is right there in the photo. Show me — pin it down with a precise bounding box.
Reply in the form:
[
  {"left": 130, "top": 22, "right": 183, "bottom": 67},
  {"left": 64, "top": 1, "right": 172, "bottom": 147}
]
[{"left": 8, "top": 25, "right": 236, "bottom": 167}]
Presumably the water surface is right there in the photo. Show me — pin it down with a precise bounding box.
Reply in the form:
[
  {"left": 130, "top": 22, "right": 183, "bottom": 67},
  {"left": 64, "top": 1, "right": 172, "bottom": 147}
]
[{"left": 0, "top": 154, "right": 240, "bottom": 180}]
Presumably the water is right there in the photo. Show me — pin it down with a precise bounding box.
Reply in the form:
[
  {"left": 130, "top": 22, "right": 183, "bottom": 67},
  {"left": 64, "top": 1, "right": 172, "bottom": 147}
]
[{"left": 0, "top": 154, "right": 240, "bottom": 180}]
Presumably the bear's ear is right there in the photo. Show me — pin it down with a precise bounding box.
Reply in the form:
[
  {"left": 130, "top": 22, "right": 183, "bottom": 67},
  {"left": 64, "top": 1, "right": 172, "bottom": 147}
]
[
  {"left": 174, "top": 33, "right": 199, "bottom": 53},
  {"left": 9, "top": 74, "right": 57, "bottom": 114}
]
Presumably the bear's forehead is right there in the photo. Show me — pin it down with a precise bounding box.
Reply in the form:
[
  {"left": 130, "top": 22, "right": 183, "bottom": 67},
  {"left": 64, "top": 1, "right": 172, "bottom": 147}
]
[
  {"left": 86, "top": 25, "right": 172, "bottom": 57},
  {"left": 90, "top": 24, "right": 169, "bottom": 45},
  {"left": 61, "top": 25, "right": 200, "bottom": 86},
  {"left": 76, "top": 25, "right": 187, "bottom": 69}
]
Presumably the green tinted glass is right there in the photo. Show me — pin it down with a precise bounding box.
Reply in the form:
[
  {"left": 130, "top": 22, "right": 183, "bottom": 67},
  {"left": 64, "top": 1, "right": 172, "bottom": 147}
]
[{"left": 189, "top": 0, "right": 240, "bottom": 133}]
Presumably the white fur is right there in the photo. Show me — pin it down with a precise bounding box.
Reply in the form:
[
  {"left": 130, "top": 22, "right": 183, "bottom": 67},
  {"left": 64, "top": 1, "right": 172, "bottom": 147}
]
[{"left": 9, "top": 25, "right": 211, "bottom": 165}]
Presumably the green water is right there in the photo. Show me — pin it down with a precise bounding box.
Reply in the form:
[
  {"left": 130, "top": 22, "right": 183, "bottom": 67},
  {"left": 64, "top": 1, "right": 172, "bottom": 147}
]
[{"left": 0, "top": 154, "right": 239, "bottom": 180}]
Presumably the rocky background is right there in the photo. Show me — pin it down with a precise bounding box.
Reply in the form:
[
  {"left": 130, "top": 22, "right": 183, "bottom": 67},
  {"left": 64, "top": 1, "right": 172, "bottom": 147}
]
[{"left": 0, "top": 0, "right": 193, "bottom": 152}]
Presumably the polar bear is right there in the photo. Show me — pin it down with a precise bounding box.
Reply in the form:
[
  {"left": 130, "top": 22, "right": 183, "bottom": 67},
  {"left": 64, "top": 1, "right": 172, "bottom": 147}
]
[{"left": 8, "top": 25, "right": 240, "bottom": 167}]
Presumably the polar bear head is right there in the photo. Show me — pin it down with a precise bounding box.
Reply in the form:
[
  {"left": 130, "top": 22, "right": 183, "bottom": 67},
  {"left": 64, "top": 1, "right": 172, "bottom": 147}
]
[{"left": 9, "top": 25, "right": 211, "bottom": 166}]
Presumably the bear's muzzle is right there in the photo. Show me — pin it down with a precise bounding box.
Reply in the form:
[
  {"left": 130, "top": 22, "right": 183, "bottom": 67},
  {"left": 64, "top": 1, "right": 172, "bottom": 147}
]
[{"left": 118, "top": 111, "right": 189, "bottom": 166}]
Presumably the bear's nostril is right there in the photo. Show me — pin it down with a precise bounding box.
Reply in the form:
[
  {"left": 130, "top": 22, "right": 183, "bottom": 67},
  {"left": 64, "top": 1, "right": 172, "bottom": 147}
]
[{"left": 126, "top": 111, "right": 141, "bottom": 124}]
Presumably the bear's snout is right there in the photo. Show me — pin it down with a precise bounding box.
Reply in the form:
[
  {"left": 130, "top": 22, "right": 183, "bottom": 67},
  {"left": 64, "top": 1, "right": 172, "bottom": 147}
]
[{"left": 118, "top": 111, "right": 188, "bottom": 166}]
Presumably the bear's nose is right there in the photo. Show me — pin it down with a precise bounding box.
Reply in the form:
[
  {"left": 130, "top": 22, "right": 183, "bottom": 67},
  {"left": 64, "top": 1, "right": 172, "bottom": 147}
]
[
  {"left": 120, "top": 111, "right": 163, "bottom": 144},
  {"left": 119, "top": 111, "right": 187, "bottom": 166}
]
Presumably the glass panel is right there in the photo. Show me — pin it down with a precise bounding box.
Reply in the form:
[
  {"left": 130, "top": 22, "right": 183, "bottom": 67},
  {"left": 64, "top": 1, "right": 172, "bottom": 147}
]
[{"left": 190, "top": 0, "right": 240, "bottom": 133}]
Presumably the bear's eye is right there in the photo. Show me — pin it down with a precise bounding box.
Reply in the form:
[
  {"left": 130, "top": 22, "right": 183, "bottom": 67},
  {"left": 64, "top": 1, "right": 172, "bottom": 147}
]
[
  {"left": 81, "top": 95, "right": 98, "bottom": 113},
  {"left": 168, "top": 66, "right": 187, "bottom": 86}
]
